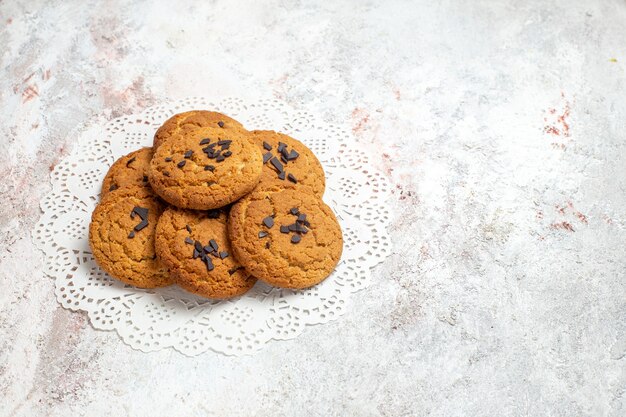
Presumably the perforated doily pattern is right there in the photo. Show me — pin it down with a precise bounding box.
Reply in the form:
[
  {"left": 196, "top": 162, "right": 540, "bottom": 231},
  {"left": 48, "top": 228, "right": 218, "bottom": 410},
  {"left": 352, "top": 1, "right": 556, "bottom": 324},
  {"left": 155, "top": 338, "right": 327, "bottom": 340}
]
[{"left": 33, "top": 98, "right": 392, "bottom": 356}]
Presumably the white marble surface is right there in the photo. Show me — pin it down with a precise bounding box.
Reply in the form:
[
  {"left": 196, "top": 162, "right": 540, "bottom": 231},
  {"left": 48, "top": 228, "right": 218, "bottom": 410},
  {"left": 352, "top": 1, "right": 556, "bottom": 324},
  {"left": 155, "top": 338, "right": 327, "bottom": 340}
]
[{"left": 1, "top": 1, "right": 625, "bottom": 416}]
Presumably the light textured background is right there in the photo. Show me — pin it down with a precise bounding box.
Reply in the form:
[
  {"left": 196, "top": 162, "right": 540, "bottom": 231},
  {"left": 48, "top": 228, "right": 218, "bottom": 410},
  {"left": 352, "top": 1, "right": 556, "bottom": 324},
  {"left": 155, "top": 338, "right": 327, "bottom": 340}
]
[{"left": 1, "top": 0, "right": 625, "bottom": 416}]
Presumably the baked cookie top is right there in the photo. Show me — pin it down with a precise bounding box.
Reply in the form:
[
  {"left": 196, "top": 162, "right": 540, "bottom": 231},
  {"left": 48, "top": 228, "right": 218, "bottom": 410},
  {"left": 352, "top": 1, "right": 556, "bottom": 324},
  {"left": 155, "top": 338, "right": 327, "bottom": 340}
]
[
  {"left": 155, "top": 207, "right": 256, "bottom": 299},
  {"left": 153, "top": 110, "right": 245, "bottom": 149},
  {"left": 89, "top": 185, "right": 172, "bottom": 288},
  {"left": 228, "top": 186, "right": 343, "bottom": 289},
  {"left": 101, "top": 147, "right": 153, "bottom": 197},
  {"left": 148, "top": 127, "right": 263, "bottom": 209},
  {"left": 251, "top": 130, "right": 326, "bottom": 197}
]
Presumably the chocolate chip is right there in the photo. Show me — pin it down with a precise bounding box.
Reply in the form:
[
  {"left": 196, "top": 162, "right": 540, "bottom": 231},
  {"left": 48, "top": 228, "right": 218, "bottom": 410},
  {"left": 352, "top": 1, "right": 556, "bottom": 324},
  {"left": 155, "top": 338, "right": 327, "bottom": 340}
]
[
  {"left": 290, "top": 207, "right": 299, "bottom": 215},
  {"left": 280, "top": 146, "right": 289, "bottom": 159},
  {"left": 207, "top": 181, "right": 216, "bottom": 186},
  {"left": 287, "top": 173, "right": 297, "bottom": 183},
  {"left": 109, "top": 184, "right": 118, "bottom": 192},
  {"left": 287, "top": 150, "right": 299, "bottom": 161},
  {"left": 209, "top": 239, "right": 219, "bottom": 251},
  {"left": 220, "top": 142, "right": 231, "bottom": 150},
  {"left": 263, "top": 141, "right": 272, "bottom": 150},
  {"left": 177, "top": 160, "right": 186, "bottom": 168},
  {"left": 185, "top": 225, "right": 192, "bottom": 233},
  {"left": 205, "top": 257, "right": 215, "bottom": 271},
  {"left": 218, "top": 121, "right": 225, "bottom": 128},
  {"left": 134, "top": 220, "right": 148, "bottom": 232},
  {"left": 263, "top": 152, "right": 273, "bottom": 164},
  {"left": 128, "top": 231, "right": 135, "bottom": 238},
  {"left": 216, "top": 155, "right": 225, "bottom": 162},
  {"left": 270, "top": 157, "right": 283, "bottom": 173},
  {"left": 219, "top": 251, "right": 229, "bottom": 259},
  {"left": 223, "top": 150, "right": 232, "bottom": 157},
  {"left": 203, "top": 245, "right": 213, "bottom": 254},
  {"left": 263, "top": 216, "right": 274, "bottom": 228},
  {"left": 204, "top": 165, "right": 215, "bottom": 171},
  {"left": 265, "top": 242, "right": 270, "bottom": 249},
  {"left": 131, "top": 207, "right": 149, "bottom": 220},
  {"left": 258, "top": 231, "right": 269, "bottom": 238},
  {"left": 163, "top": 171, "right": 170, "bottom": 177},
  {"left": 277, "top": 142, "right": 286, "bottom": 153},
  {"left": 277, "top": 171, "right": 286, "bottom": 180},
  {"left": 165, "top": 157, "right": 173, "bottom": 162},
  {"left": 199, "top": 138, "right": 211, "bottom": 145},
  {"left": 184, "top": 150, "right": 193, "bottom": 158},
  {"left": 185, "top": 237, "right": 193, "bottom": 245},
  {"left": 142, "top": 175, "right": 148, "bottom": 182},
  {"left": 297, "top": 213, "right": 307, "bottom": 223},
  {"left": 193, "top": 248, "right": 200, "bottom": 259},
  {"left": 291, "top": 235, "right": 301, "bottom": 244},
  {"left": 126, "top": 156, "right": 136, "bottom": 167},
  {"left": 217, "top": 140, "right": 231, "bottom": 146},
  {"left": 280, "top": 225, "right": 289, "bottom": 233},
  {"left": 280, "top": 155, "right": 288, "bottom": 164},
  {"left": 288, "top": 224, "right": 297, "bottom": 232}
]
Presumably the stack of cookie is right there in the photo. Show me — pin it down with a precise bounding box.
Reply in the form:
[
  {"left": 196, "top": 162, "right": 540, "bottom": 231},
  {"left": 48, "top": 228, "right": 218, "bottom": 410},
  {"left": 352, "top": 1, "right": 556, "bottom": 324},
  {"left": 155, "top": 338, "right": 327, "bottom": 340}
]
[{"left": 89, "top": 111, "right": 343, "bottom": 299}]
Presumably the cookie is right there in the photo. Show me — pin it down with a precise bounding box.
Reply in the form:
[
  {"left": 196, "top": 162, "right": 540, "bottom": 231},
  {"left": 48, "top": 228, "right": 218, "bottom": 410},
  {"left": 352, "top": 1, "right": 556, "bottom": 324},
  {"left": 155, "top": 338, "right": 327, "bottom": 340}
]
[
  {"left": 251, "top": 130, "right": 325, "bottom": 197},
  {"left": 148, "top": 127, "right": 263, "bottom": 209},
  {"left": 89, "top": 185, "right": 173, "bottom": 288},
  {"left": 101, "top": 147, "right": 153, "bottom": 197},
  {"left": 153, "top": 110, "right": 245, "bottom": 149},
  {"left": 228, "top": 186, "right": 343, "bottom": 289},
  {"left": 155, "top": 207, "right": 256, "bottom": 299}
]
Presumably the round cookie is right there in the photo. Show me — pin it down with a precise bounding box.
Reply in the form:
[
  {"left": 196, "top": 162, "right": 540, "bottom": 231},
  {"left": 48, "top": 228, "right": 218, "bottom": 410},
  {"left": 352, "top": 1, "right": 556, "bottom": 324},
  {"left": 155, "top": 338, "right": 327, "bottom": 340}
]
[
  {"left": 89, "top": 186, "right": 173, "bottom": 288},
  {"left": 153, "top": 110, "right": 245, "bottom": 149},
  {"left": 155, "top": 207, "right": 256, "bottom": 299},
  {"left": 229, "top": 186, "right": 343, "bottom": 289},
  {"left": 101, "top": 147, "right": 153, "bottom": 197},
  {"left": 251, "top": 130, "right": 326, "bottom": 197},
  {"left": 148, "top": 126, "right": 263, "bottom": 209}
]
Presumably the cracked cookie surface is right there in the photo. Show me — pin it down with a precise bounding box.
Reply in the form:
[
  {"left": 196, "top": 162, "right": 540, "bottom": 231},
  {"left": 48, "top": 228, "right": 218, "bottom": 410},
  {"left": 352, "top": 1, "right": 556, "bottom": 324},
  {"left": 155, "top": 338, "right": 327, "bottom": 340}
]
[
  {"left": 89, "top": 185, "right": 172, "bottom": 288},
  {"left": 155, "top": 207, "right": 256, "bottom": 299},
  {"left": 228, "top": 186, "right": 343, "bottom": 289},
  {"left": 101, "top": 147, "right": 153, "bottom": 197},
  {"left": 148, "top": 126, "right": 263, "bottom": 209},
  {"left": 251, "top": 130, "right": 326, "bottom": 197},
  {"left": 153, "top": 110, "right": 245, "bottom": 149}
]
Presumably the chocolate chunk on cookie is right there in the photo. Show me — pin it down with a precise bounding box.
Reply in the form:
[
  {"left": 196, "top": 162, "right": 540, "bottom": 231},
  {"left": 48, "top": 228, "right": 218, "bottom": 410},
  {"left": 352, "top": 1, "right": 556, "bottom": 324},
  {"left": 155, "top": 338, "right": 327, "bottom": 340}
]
[
  {"left": 153, "top": 110, "right": 245, "bottom": 149},
  {"left": 228, "top": 186, "right": 343, "bottom": 289},
  {"left": 250, "top": 130, "right": 326, "bottom": 197},
  {"left": 148, "top": 127, "right": 263, "bottom": 209},
  {"left": 89, "top": 186, "right": 173, "bottom": 288},
  {"left": 101, "top": 147, "right": 153, "bottom": 196},
  {"left": 155, "top": 207, "right": 256, "bottom": 298}
]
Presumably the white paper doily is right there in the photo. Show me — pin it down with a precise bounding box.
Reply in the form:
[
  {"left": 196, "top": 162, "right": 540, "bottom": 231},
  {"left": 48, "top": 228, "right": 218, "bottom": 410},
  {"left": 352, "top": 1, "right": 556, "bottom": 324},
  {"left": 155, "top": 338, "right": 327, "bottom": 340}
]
[{"left": 33, "top": 97, "right": 392, "bottom": 356}]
